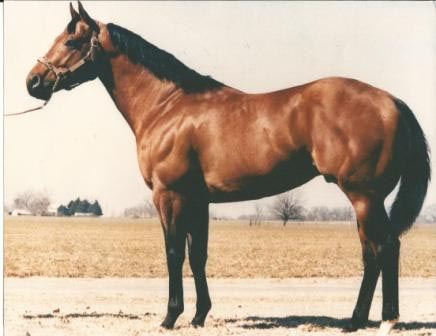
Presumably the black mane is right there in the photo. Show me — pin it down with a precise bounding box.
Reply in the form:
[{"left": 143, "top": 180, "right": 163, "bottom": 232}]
[{"left": 107, "top": 23, "right": 224, "bottom": 94}]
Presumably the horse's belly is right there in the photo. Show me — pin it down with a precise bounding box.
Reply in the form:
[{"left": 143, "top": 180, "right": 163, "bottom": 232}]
[{"left": 205, "top": 150, "right": 319, "bottom": 203}]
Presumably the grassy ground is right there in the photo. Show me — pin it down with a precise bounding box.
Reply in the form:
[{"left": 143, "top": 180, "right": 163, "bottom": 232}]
[{"left": 4, "top": 216, "right": 435, "bottom": 278}]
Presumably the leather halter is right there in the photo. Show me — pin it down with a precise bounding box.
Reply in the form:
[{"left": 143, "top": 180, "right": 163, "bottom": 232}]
[
  {"left": 37, "top": 31, "right": 100, "bottom": 91},
  {"left": 5, "top": 31, "right": 100, "bottom": 117}
]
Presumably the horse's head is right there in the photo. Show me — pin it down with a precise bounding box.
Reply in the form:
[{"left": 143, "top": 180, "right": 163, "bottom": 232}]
[{"left": 26, "top": 1, "right": 102, "bottom": 100}]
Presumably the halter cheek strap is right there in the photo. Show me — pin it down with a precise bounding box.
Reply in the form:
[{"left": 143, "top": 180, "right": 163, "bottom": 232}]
[
  {"left": 37, "top": 31, "right": 100, "bottom": 89},
  {"left": 5, "top": 32, "right": 100, "bottom": 117}
]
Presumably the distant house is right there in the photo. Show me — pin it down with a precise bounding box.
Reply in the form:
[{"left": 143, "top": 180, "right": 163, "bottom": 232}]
[
  {"left": 74, "top": 212, "right": 96, "bottom": 217},
  {"left": 45, "top": 207, "right": 57, "bottom": 216},
  {"left": 11, "top": 209, "right": 32, "bottom": 216}
]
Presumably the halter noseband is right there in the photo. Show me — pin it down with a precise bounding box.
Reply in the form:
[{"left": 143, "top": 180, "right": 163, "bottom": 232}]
[
  {"left": 5, "top": 31, "right": 100, "bottom": 117},
  {"left": 37, "top": 31, "right": 100, "bottom": 91}
]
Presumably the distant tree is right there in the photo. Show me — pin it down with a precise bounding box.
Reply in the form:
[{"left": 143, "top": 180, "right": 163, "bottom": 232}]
[
  {"left": 124, "top": 200, "right": 157, "bottom": 218},
  {"left": 143, "top": 200, "right": 156, "bottom": 217},
  {"left": 88, "top": 201, "right": 103, "bottom": 216},
  {"left": 418, "top": 203, "right": 436, "bottom": 223},
  {"left": 305, "top": 206, "right": 354, "bottom": 221},
  {"left": 13, "top": 190, "right": 51, "bottom": 216},
  {"left": 76, "top": 199, "right": 90, "bottom": 213},
  {"left": 269, "top": 192, "right": 303, "bottom": 226},
  {"left": 249, "top": 204, "right": 264, "bottom": 226},
  {"left": 57, "top": 205, "right": 70, "bottom": 216},
  {"left": 330, "top": 206, "right": 354, "bottom": 221},
  {"left": 305, "top": 206, "right": 329, "bottom": 221},
  {"left": 67, "top": 198, "right": 80, "bottom": 214},
  {"left": 57, "top": 198, "right": 103, "bottom": 216},
  {"left": 209, "top": 210, "right": 218, "bottom": 220},
  {"left": 13, "top": 191, "right": 32, "bottom": 210},
  {"left": 4, "top": 204, "right": 11, "bottom": 215}
]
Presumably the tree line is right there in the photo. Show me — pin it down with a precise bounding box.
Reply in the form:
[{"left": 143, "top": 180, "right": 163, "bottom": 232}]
[
  {"left": 7, "top": 190, "right": 436, "bottom": 223},
  {"left": 57, "top": 198, "right": 102, "bottom": 217},
  {"left": 244, "top": 192, "right": 436, "bottom": 225},
  {"left": 8, "top": 190, "right": 102, "bottom": 217}
]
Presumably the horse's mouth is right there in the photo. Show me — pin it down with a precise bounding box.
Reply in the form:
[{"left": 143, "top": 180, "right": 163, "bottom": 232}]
[{"left": 26, "top": 78, "right": 54, "bottom": 101}]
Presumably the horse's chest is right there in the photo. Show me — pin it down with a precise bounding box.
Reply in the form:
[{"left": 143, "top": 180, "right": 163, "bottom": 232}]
[{"left": 136, "top": 142, "right": 192, "bottom": 190}]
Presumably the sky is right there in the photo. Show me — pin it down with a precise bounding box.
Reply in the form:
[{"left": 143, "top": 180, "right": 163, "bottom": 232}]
[{"left": 4, "top": 1, "right": 436, "bottom": 217}]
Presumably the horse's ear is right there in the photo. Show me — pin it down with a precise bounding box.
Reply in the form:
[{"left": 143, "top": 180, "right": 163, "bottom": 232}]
[
  {"left": 77, "top": 0, "right": 100, "bottom": 32},
  {"left": 69, "top": 2, "right": 80, "bottom": 21}
]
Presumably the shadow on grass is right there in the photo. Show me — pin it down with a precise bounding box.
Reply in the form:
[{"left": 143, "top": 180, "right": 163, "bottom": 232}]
[
  {"left": 23, "top": 312, "right": 156, "bottom": 320},
  {"left": 224, "top": 315, "right": 436, "bottom": 331}
]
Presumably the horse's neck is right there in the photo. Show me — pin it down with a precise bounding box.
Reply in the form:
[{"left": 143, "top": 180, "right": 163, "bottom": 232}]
[{"left": 100, "top": 54, "right": 180, "bottom": 136}]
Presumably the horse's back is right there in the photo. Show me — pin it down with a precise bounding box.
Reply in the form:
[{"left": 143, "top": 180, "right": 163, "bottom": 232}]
[{"left": 197, "top": 77, "right": 400, "bottom": 200}]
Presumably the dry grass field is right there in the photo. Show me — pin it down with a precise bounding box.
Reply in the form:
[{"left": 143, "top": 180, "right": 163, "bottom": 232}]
[{"left": 4, "top": 216, "right": 436, "bottom": 278}]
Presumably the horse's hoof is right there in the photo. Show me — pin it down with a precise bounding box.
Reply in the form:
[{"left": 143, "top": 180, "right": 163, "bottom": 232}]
[
  {"left": 342, "top": 324, "right": 358, "bottom": 333},
  {"left": 160, "top": 316, "right": 176, "bottom": 329},
  {"left": 342, "top": 319, "right": 366, "bottom": 333},
  {"left": 191, "top": 316, "right": 205, "bottom": 328},
  {"left": 191, "top": 303, "right": 211, "bottom": 327}
]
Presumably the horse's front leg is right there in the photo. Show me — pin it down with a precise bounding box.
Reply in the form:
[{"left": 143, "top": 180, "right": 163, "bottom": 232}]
[
  {"left": 187, "top": 201, "right": 211, "bottom": 327},
  {"left": 154, "top": 189, "right": 187, "bottom": 329}
]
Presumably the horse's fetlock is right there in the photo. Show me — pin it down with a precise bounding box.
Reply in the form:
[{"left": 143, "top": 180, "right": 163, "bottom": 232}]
[
  {"left": 168, "top": 301, "right": 184, "bottom": 316},
  {"left": 197, "top": 298, "right": 212, "bottom": 313},
  {"left": 382, "top": 307, "right": 399, "bottom": 321}
]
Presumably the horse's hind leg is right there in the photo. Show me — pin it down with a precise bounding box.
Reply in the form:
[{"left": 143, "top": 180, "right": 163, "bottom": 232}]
[
  {"left": 344, "top": 196, "right": 384, "bottom": 331},
  {"left": 187, "top": 201, "right": 212, "bottom": 327},
  {"left": 378, "top": 231, "right": 400, "bottom": 336},
  {"left": 346, "top": 239, "right": 381, "bottom": 331},
  {"left": 344, "top": 193, "right": 399, "bottom": 334}
]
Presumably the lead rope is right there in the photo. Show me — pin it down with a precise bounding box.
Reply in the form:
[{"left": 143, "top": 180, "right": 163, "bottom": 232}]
[{"left": 4, "top": 75, "right": 61, "bottom": 117}]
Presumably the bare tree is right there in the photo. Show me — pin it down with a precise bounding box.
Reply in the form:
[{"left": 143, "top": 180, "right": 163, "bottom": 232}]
[
  {"left": 143, "top": 200, "right": 157, "bottom": 217},
  {"left": 269, "top": 191, "right": 303, "bottom": 226},
  {"left": 4, "top": 204, "right": 11, "bottom": 215},
  {"left": 13, "top": 190, "right": 51, "bottom": 216},
  {"left": 305, "top": 206, "right": 354, "bottom": 221},
  {"left": 249, "top": 203, "right": 264, "bottom": 226},
  {"left": 418, "top": 203, "right": 436, "bottom": 223},
  {"left": 124, "top": 199, "right": 157, "bottom": 218}
]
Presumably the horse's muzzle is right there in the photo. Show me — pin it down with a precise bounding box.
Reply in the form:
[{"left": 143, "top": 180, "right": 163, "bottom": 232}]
[{"left": 26, "top": 72, "right": 52, "bottom": 100}]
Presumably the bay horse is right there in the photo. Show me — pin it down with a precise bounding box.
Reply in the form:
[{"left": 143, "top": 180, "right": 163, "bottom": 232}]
[{"left": 26, "top": 2, "right": 430, "bottom": 335}]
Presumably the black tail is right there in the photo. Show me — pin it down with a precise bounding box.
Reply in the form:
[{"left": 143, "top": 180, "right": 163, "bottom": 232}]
[{"left": 389, "top": 98, "right": 431, "bottom": 236}]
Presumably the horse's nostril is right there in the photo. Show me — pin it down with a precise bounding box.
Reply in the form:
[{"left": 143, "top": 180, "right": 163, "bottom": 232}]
[{"left": 30, "top": 75, "right": 42, "bottom": 90}]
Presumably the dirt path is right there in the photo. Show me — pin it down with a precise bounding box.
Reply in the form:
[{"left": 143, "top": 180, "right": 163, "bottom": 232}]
[{"left": 5, "top": 277, "right": 436, "bottom": 336}]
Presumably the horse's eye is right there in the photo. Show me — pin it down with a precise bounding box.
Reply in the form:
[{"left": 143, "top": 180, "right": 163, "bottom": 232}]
[{"left": 65, "top": 39, "right": 82, "bottom": 50}]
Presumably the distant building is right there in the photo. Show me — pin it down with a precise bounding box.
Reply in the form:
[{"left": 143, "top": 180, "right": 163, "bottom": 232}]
[
  {"left": 74, "top": 212, "right": 97, "bottom": 217},
  {"left": 45, "top": 207, "right": 57, "bottom": 216},
  {"left": 10, "top": 209, "right": 32, "bottom": 216}
]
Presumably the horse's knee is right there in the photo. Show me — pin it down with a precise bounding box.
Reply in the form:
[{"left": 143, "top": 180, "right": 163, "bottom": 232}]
[{"left": 167, "top": 247, "right": 185, "bottom": 266}]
